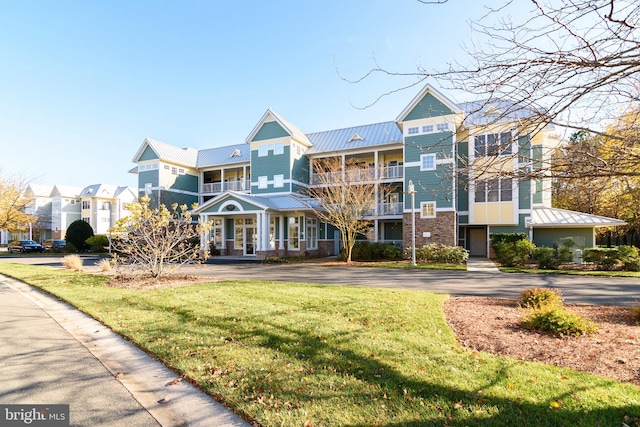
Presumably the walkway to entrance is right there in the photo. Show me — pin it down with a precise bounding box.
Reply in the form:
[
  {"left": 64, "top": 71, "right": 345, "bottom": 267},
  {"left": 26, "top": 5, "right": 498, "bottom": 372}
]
[{"left": 466, "top": 257, "right": 501, "bottom": 272}]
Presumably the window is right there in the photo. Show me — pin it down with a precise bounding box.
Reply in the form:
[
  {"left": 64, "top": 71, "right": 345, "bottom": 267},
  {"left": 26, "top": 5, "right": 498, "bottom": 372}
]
[
  {"left": 258, "top": 145, "right": 268, "bottom": 157},
  {"left": 164, "top": 165, "right": 170, "bottom": 170},
  {"left": 420, "top": 154, "right": 436, "bottom": 171},
  {"left": 178, "top": 168, "right": 185, "bottom": 175},
  {"left": 474, "top": 132, "right": 513, "bottom": 156},
  {"left": 213, "top": 219, "right": 223, "bottom": 248},
  {"left": 101, "top": 202, "right": 111, "bottom": 210},
  {"left": 234, "top": 218, "right": 244, "bottom": 249},
  {"left": 421, "top": 201, "right": 436, "bottom": 218},
  {"left": 436, "top": 122, "right": 449, "bottom": 132},
  {"left": 475, "top": 178, "right": 512, "bottom": 202},
  {"left": 258, "top": 176, "right": 268, "bottom": 189},
  {"left": 269, "top": 217, "right": 276, "bottom": 249},
  {"left": 306, "top": 218, "right": 318, "bottom": 250},
  {"left": 288, "top": 217, "right": 300, "bottom": 250},
  {"left": 82, "top": 217, "right": 90, "bottom": 223},
  {"left": 407, "top": 126, "right": 419, "bottom": 135},
  {"left": 82, "top": 201, "right": 90, "bottom": 209},
  {"left": 274, "top": 142, "right": 284, "bottom": 155},
  {"left": 139, "top": 163, "right": 159, "bottom": 172},
  {"left": 422, "top": 124, "right": 433, "bottom": 133},
  {"left": 274, "top": 174, "right": 284, "bottom": 188}
]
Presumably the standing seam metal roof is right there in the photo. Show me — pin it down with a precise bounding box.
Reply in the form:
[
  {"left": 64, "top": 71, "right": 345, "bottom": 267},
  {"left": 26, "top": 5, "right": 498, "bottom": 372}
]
[
  {"left": 306, "top": 121, "right": 403, "bottom": 154},
  {"left": 197, "top": 144, "right": 250, "bottom": 168}
]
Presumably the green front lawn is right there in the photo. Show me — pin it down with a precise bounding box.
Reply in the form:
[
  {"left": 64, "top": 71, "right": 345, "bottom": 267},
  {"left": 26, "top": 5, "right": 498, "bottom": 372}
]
[{"left": 1, "top": 263, "right": 638, "bottom": 426}]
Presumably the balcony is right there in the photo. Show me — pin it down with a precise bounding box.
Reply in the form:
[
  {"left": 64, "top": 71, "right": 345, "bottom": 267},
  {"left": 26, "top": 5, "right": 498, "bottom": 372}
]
[
  {"left": 311, "top": 166, "right": 403, "bottom": 185},
  {"left": 202, "top": 179, "right": 250, "bottom": 194},
  {"left": 363, "top": 202, "right": 404, "bottom": 217}
]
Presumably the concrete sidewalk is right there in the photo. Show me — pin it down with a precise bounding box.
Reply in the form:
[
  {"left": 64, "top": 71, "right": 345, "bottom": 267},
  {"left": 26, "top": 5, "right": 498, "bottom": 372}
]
[{"left": 0, "top": 276, "right": 250, "bottom": 427}]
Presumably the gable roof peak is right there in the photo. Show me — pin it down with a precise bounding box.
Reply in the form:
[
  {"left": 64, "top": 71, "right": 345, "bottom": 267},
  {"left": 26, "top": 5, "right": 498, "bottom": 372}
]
[{"left": 396, "top": 83, "right": 462, "bottom": 123}]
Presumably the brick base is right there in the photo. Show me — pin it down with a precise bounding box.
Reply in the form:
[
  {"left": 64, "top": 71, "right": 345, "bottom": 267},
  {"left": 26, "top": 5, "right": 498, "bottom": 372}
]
[{"left": 403, "top": 211, "right": 456, "bottom": 249}]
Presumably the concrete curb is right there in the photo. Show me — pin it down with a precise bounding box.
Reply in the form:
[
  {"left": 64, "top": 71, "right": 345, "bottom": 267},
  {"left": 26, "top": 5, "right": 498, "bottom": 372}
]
[{"left": 3, "top": 276, "right": 251, "bottom": 427}]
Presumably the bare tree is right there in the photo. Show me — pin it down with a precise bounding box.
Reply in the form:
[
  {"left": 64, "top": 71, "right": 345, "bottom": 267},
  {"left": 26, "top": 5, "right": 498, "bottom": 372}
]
[
  {"left": 0, "top": 173, "right": 36, "bottom": 233},
  {"left": 304, "top": 158, "right": 391, "bottom": 263},
  {"left": 109, "top": 195, "right": 212, "bottom": 278},
  {"left": 346, "top": 0, "right": 640, "bottom": 181}
]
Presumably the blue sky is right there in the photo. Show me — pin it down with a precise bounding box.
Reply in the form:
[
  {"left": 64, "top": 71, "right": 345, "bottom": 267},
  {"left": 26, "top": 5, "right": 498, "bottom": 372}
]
[{"left": 1, "top": 1, "right": 501, "bottom": 188}]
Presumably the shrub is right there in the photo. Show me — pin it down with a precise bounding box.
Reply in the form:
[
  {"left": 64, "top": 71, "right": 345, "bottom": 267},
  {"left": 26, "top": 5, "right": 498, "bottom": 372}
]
[
  {"left": 618, "top": 245, "right": 640, "bottom": 272},
  {"left": 583, "top": 248, "right": 620, "bottom": 270},
  {"left": 62, "top": 254, "right": 83, "bottom": 272},
  {"left": 352, "top": 241, "right": 403, "bottom": 261},
  {"left": 86, "top": 234, "right": 109, "bottom": 253},
  {"left": 66, "top": 220, "right": 94, "bottom": 252},
  {"left": 533, "top": 247, "right": 559, "bottom": 269},
  {"left": 521, "top": 308, "right": 598, "bottom": 337},
  {"left": 491, "top": 235, "right": 534, "bottom": 267},
  {"left": 519, "top": 288, "right": 563, "bottom": 309},
  {"left": 62, "top": 241, "right": 77, "bottom": 253},
  {"left": 413, "top": 243, "right": 469, "bottom": 264},
  {"left": 95, "top": 258, "right": 112, "bottom": 272}
]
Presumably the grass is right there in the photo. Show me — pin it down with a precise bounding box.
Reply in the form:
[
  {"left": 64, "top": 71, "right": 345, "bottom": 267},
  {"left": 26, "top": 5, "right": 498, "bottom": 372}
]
[{"left": 1, "top": 263, "right": 639, "bottom": 426}]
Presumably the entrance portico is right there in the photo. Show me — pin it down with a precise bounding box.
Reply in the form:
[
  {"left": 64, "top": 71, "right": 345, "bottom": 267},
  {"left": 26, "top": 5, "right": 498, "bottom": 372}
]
[{"left": 194, "top": 191, "right": 329, "bottom": 260}]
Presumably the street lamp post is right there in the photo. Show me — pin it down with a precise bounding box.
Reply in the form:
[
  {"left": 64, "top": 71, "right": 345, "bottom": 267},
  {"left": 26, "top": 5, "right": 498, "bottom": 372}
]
[{"left": 407, "top": 180, "right": 416, "bottom": 267}]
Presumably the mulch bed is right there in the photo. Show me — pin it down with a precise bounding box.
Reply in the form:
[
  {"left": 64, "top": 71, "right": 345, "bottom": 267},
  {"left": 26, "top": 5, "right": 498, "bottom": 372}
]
[{"left": 443, "top": 296, "right": 640, "bottom": 386}]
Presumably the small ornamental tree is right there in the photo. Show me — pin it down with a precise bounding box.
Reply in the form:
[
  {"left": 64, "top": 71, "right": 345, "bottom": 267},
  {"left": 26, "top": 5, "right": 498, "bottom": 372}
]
[
  {"left": 66, "top": 220, "right": 94, "bottom": 252},
  {"left": 109, "top": 195, "right": 212, "bottom": 278},
  {"left": 304, "top": 158, "right": 389, "bottom": 263}
]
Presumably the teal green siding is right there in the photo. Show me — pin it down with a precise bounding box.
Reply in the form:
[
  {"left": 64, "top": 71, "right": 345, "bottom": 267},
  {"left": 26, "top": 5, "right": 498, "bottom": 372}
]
[
  {"left": 533, "top": 179, "right": 543, "bottom": 204},
  {"left": 252, "top": 122, "right": 289, "bottom": 141},
  {"left": 403, "top": 93, "right": 453, "bottom": 121},
  {"left": 404, "top": 167, "right": 454, "bottom": 209},
  {"left": 291, "top": 154, "right": 309, "bottom": 185},
  {"left": 170, "top": 174, "right": 198, "bottom": 192},
  {"left": 251, "top": 146, "right": 291, "bottom": 194},
  {"left": 458, "top": 215, "right": 469, "bottom": 224},
  {"left": 519, "top": 180, "right": 531, "bottom": 210},
  {"left": 139, "top": 145, "right": 159, "bottom": 161},
  {"left": 158, "top": 191, "right": 197, "bottom": 207},
  {"left": 139, "top": 170, "right": 158, "bottom": 187},
  {"left": 404, "top": 133, "right": 454, "bottom": 163},
  {"left": 456, "top": 140, "right": 469, "bottom": 213},
  {"left": 533, "top": 228, "right": 594, "bottom": 248},
  {"left": 490, "top": 214, "right": 529, "bottom": 234}
]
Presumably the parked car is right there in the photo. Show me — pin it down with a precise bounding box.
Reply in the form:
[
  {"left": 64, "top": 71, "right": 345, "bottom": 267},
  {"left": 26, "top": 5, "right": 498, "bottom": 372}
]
[
  {"left": 43, "top": 239, "right": 66, "bottom": 250},
  {"left": 8, "top": 240, "right": 44, "bottom": 253}
]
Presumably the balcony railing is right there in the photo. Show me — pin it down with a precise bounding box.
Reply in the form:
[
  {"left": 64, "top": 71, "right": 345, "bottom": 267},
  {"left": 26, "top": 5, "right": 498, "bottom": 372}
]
[
  {"left": 363, "top": 202, "right": 404, "bottom": 217},
  {"left": 311, "top": 166, "right": 403, "bottom": 185},
  {"left": 202, "top": 179, "right": 250, "bottom": 194}
]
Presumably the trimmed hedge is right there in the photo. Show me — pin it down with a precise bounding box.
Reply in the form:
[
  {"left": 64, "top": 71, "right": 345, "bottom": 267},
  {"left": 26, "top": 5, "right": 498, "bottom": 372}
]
[
  {"left": 491, "top": 233, "right": 534, "bottom": 267},
  {"left": 413, "top": 243, "right": 469, "bottom": 264}
]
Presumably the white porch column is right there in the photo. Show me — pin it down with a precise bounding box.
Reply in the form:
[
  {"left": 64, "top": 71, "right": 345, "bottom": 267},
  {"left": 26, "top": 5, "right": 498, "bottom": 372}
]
[
  {"left": 255, "top": 212, "right": 263, "bottom": 251},
  {"left": 221, "top": 170, "right": 225, "bottom": 191},
  {"left": 200, "top": 214, "right": 210, "bottom": 251},
  {"left": 279, "top": 215, "right": 285, "bottom": 251}
]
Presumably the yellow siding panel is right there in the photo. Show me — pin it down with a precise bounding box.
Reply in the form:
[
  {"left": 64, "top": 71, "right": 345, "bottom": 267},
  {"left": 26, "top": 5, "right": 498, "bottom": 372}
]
[{"left": 473, "top": 204, "right": 487, "bottom": 223}]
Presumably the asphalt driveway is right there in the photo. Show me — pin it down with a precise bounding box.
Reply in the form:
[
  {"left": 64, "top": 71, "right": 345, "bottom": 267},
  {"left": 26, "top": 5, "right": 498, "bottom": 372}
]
[{"left": 1, "top": 255, "right": 638, "bottom": 306}]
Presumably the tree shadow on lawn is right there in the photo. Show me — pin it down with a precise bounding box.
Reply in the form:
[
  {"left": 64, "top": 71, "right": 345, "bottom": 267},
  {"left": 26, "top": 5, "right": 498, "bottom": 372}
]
[{"left": 158, "top": 304, "right": 640, "bottom": 427}]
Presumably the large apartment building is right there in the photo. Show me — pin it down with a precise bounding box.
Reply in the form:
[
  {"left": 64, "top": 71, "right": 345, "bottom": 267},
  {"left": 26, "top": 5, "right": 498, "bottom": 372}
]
[{"left": 131, "top": 84, "right": 624, "bottom": 259}]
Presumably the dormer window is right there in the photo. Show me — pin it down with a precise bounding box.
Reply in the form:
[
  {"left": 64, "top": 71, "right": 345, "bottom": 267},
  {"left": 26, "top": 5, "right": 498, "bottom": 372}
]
[
  {"left": 349, "top": 133, "right": 363, "bottom": 142},
  {"left": 230, "top": 149, "right": 241, "bottom": 158}
]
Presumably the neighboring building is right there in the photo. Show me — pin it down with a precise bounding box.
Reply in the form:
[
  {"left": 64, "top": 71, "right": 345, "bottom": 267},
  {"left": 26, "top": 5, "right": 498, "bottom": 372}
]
[
  {"left": 130, "top": 84, "right": 625, "bottom": 259},
  {"left": 3, "top": 183, "right": 136, "bottom": 243},
  {"left": 78, "top": 184, "right": 137, "bottom": 235},
  {"left": 50, "top": 185, "right": 83, "bottom": 239}
]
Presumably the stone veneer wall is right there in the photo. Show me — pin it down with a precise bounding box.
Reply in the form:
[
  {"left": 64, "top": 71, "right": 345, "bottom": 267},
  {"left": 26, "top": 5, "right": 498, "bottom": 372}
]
[{"left": 403, "top": 211, "right": 457, "bottom": 249}]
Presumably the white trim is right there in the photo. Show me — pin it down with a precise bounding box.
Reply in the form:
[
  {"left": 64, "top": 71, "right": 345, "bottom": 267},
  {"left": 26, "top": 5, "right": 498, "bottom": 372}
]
[
  {"left": 396, "top": 84, "right": 463, "bottom": 123},
  {"left": 420, "top": 201, "right": 436, "bottom": 218},
  {"left": 420, "top": 154, "right": 436, "bottom": 171},
  {"left": 218, "top": 201, "right": 243, "bottom": 213}
]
